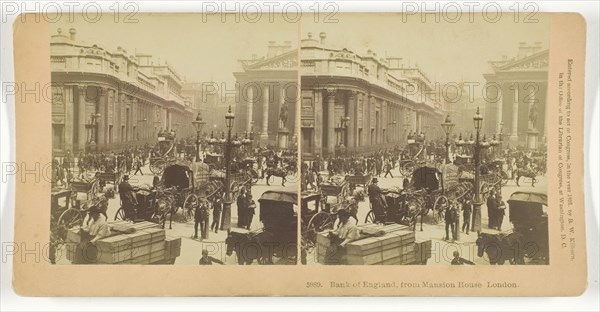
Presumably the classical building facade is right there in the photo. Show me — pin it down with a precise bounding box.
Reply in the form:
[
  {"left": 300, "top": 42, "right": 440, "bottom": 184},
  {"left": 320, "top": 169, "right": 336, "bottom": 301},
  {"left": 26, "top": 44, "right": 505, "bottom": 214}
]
[
  {"left": 300, "top": 32, "right": 446, "bottom": 156},
  {"left": 233, "top": 41, "right": 297, "bottom": 148},
  {"left": 483, "top": 42, "right": 548, "bottom": 148},
  {"left": 51, "top": 28, "right": 195, "bottom": 154}
]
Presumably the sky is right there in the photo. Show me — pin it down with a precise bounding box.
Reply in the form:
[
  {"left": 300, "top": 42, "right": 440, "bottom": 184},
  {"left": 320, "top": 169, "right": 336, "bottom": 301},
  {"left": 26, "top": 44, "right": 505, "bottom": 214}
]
[
  {"left": 302, "top": 13, "right": 551, "bottom": 90},
  {"left": 52, "top": 14, "right": 298, "bottom": 85}
]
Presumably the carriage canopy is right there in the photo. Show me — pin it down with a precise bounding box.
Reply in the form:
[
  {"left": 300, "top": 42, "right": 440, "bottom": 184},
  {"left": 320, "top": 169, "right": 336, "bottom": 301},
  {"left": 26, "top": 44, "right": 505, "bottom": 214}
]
[
  {"left": 161, "top": 162, "right": 194, "bottom": 190},
  {"left": 507, "top": 191, "right": 548, "bottom": 224},
  {"left": 258, "top": 187, "right": 297, "bottom": 231},
  {"left": 411, "top": 166, "right": 441, "bottom": 192}
]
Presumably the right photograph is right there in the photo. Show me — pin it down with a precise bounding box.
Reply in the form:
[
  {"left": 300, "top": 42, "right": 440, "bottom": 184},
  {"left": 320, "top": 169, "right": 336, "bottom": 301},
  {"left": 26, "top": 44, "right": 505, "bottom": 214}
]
[{"left": 299, "top": 14, "right": 550, "bottom": 266}]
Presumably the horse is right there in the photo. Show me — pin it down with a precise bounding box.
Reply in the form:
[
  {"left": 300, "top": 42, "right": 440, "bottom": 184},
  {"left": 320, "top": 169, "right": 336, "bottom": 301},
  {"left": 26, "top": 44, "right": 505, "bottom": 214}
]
[
  {"left": 514, "top": 168, "right": 539, "bottom": 187},
  {"left": 475, "top": 232, "right": 525, "bottom": 265},
  {"left": 225, "top": 230, "right": 275, "bottom": 265},
  {"left": 405, "top": 194, "right": 427, "bottom": 232},
  {"left": 265, "top": 168, "right": 289, "bottom": 186}
]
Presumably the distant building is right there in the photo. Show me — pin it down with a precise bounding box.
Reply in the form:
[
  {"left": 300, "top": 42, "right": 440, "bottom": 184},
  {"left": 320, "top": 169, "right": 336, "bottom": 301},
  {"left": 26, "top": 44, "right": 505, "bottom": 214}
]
[
  {"left": 483, "top": 42, "right": 548, "bottom": 147},
  {"left": 51, "top": 28, "right": 194, "bottom": 154},
  {"left": 233, "top": 41, "right": 297, "bottom": 147},
  {"left": 300, "top": 32, "right": 447, "bottom": 156}
]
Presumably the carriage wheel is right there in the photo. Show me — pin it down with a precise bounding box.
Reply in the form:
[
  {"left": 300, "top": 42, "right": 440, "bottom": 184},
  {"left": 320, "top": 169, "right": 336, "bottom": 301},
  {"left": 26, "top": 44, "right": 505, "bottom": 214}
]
[
  {"left": 401, "top": 162, "right": 414, "bottom": 177},
  {"left": 114, "top": 207, "right": 127, "bottom": 221},
  {"left": 432, "top": 196, "right": 448, "bottom": 224},
  {"left": 57, "top": 208, "right": 84, "bottom": 238},
  {"left": 150, "top": 160, "right": 165, "bottom": 175},
  {"left": 306, "top": 212, "right": 335, "bottom": 244},
  {"left": 182, "top": 194, "right": 199, "bottom": 222},
  {"left": 364, "top": 210, "right": 376, "bottom": 224}
]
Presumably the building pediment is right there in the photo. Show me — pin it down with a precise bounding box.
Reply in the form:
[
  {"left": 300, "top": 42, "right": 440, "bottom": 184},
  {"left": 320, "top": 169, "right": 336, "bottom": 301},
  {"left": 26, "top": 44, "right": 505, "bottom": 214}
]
[
  {"left": 242, "top": 50, "right": 297, "bottom": 71},
  {"left": 494, "top": 50, "right": 549, "bottom": 72}
]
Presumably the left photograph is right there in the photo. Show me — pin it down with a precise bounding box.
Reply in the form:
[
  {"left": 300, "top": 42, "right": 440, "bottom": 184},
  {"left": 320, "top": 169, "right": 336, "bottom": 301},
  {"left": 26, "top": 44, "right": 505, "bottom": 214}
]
[{"left": 49, "top": 14, "right": 299, "bottom": 265}]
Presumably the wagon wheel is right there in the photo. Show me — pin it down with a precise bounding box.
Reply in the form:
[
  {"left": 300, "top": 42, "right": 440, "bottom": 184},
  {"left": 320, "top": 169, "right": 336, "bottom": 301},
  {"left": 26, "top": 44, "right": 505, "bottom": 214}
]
[
  {"left": 432, "top": 196, "right": 448, "bottom": 224},
  {"left": 364, "top": 210, "right": 376, "bottom": 224},
  {"left": 182, "top": 194, "right": 199, "bottom": 222},
  {"left": 400, "top": 161, "right": 414, "bottom": 177},
  {"left": 57, "top": 208, "right": 84, "bottom": 238},
  {"left": 306, "top": 212, "right": 335, "bottom": 245},
  {"left": 114, "top": 207, "right": 127, "bottom": 221},
  {"left": 150, "top": 159, "right": 165, "bottom": 175}
]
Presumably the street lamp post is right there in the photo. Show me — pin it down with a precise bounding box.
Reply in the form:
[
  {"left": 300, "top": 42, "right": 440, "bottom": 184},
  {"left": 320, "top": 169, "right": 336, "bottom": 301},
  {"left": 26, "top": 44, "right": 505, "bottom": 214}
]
[
  {"left": 207, "top": 106, "right": 251, "bottom": 231},
  {"left": 192, "top": 112, "right": 206, "bottom": 162},
  {"left": 455, "top": 107, "right": 499, "bottom": 233},
  {"left": 441, "top": 114, "right": 455, "bottom": 164}
]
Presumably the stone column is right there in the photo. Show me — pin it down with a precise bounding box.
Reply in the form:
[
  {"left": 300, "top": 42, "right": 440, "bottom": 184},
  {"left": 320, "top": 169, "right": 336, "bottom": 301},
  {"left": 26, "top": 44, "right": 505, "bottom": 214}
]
[
  {"left": 495, "top": 83, "right": 504, "bottom": 133},
  {"left": 347, "top": 90, "right": 357, "bottom": 149},
  {"left": 97, "top": 86, "right": 106, "bottom": 148},
  {"left": 246, "top": 85, "right": 254, "bottom": 131},
  {"left": 77, "top": 85, "right": 87, "bottom": 152},
  {"left": 64, "top": 85, "right": 74, "bottom": 152},
  {"left": 526, "top": 86, "right": 539, "bottom": 149},
  {"left": 510, "top": 83, "right": 519, "bottom": 141},
  {"left": 314, "top": 90, "right": 323, "bottom": 155},
  {"left": 132, "top": 98, "right": 138, "bottom": 142},
  {"left": 326, "top": 88, "right": 336, "bottom": 155},
  {"left": 260, "top": 85, "right": 269, "bottom": 141}
]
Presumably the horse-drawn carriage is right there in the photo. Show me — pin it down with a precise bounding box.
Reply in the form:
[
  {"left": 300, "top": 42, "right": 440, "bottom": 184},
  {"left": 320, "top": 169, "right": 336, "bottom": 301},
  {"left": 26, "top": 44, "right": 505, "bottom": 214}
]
[
  {"left": 319, "top": 175, "right": 350, "bottom": 205},
  {"left": 203, "top": 153, "right": 223, "bottom": 171},
  {"left": 365, "top": 165, "right": 472, "bottom": 231},
  {"left": 225, "top": 187, "right": 299, "bottom": 265},
  {"left": 347, "top": 172, "right": 372, "bottom": 193},
  {"left": 115, "top": 161, "right": 221, "bottom": 229},
  {"left": 476, "top": 191, "right": 548, "bottom": 265},
  {"left": 50, "top": 175, "right": 109, "bottom": 249}
]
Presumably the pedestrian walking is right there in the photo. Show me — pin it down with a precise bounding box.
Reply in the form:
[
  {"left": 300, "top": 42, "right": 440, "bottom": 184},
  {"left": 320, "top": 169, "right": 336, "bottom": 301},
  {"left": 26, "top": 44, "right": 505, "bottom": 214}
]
[
  {"left": 461, "top": 195, "right": 472, "bottom": 235},
  {"left": 383, "top": 160, "right": 394, "bottom": 178},
  {"left": 445, "top": 204, "right": 457, "bottom": 241},
  {"left": 211, "top": 193, "right": 222, "bottom": 233},
  {"left": 236, "top": 188, "right": 247, "bottom": 228},
  {"left": 496, "top": 195, "right": 506, "bottom": 231},
  {"left": 245, "top": 194, "right": 256, "bottom": 230},
  {"left": 193, "top": 199, "right": 211, "bottom": 240},
  {"left": 486, "top": 190, "right": 497, "bottom": 229},
  {"left": 133, "top": 156, "right": 143, "bottom": 175}
]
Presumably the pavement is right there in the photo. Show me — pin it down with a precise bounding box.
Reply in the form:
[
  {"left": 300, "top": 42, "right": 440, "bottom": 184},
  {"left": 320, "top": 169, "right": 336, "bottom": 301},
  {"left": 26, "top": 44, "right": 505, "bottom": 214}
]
[
  {"left": 55, "top": 162, "right": 298, "bottom": 265},
  {"left": 304, "top": 165, "right": 548, "bottom": 266}
]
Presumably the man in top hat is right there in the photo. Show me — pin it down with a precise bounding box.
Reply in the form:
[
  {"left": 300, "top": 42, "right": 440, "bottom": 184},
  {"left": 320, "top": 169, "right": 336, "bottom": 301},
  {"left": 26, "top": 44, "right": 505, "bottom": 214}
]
[
  {"left": 118, "top": 175, "right": 138, "bottom": 219},
  {"left": 367, "top": 178, "right": 387, "bottom": 220}
]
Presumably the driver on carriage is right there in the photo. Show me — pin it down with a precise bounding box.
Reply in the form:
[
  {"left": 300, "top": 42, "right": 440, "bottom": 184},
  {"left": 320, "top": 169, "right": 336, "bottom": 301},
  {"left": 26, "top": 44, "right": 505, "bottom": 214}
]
[
  {"left": 118, "top": 175, "right": 138, "bottom": 219},
  {"left": 367, "top": 178, "right": 387, "bottom": 220}
]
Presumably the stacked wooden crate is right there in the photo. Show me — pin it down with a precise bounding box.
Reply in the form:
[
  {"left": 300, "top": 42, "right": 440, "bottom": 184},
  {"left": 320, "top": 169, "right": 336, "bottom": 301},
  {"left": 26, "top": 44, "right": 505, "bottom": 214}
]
[
  {"left": 413, "top": 238, "right": 433, "bottom": 264},
  {"left": 316, "top": 224, "right": 419, "bottom": 265},
  {"left": 346, "top": 224, "right": 416, "bottom": 265},
  {"left": 65, "top": 221, "right": 181, "bottom": 264}
]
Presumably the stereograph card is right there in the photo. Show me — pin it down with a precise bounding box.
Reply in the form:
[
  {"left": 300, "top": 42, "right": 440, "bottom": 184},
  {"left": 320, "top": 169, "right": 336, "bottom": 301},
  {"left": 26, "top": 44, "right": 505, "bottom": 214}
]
[{"left": 10, "top": 10, "right": 588, "bottom": 296}]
